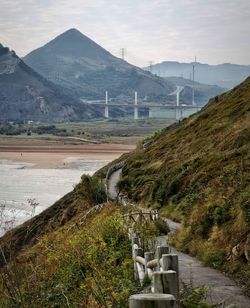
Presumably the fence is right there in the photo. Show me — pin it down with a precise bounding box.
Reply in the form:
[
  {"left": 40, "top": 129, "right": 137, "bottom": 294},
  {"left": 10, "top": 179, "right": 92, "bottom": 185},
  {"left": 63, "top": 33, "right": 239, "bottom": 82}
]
[
  {"left": 105, "top": 164, "right": 180, "bottom": 306},
  {"left": 127, "top": 210, "right": 180, "bottom": 308}
]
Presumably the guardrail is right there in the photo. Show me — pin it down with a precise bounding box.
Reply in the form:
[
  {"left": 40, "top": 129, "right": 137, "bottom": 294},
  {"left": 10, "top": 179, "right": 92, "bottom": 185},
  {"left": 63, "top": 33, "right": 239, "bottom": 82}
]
[
  {"left": 105, "top": 163, "right": 180, "bottom": 306},
  {"left": 127, "top": 210, "right": 180, "bottom": 308}
]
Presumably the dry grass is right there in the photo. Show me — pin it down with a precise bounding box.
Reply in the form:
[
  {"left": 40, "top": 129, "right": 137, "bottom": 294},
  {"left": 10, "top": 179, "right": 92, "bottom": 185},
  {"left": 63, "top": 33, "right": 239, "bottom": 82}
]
[{"left": 119, "top": 77, "right": 250, "bottom": 293}]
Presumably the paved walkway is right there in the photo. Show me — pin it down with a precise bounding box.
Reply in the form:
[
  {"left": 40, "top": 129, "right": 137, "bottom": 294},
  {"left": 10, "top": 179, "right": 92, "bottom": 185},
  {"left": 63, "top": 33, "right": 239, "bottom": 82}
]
[
  {"left": 107, "top": 168, "right": 122, "bottom": 200},
  {"left": 108, "top": 168, "right": 250, "bottom": 308},
  {"left": 156, "top": 236, "right": 250, "bottom": 307}
]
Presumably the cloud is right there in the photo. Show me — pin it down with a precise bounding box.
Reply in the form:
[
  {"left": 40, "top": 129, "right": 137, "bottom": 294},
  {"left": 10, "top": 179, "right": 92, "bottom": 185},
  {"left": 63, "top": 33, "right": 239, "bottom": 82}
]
[{"left": 0, "top": 0, "right": 249, "bottom": 66}]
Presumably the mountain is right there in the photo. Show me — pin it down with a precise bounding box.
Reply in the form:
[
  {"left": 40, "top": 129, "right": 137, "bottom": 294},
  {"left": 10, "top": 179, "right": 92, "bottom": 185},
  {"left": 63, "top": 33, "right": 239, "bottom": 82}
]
[
  {"left": 118, "top": 77, "right": 250, "bottom": 288},
  {"left": 164, "top": 76, "right": 225, "bottom": 105},
  {"left": 146, "top": 61, "right": 250, "bottom": 88},
  {"left": 23, "top": 29, "right": 175, "bottom": 101},
  {"left": 0, "top": 44, "right": 101, "bottom": 123}
]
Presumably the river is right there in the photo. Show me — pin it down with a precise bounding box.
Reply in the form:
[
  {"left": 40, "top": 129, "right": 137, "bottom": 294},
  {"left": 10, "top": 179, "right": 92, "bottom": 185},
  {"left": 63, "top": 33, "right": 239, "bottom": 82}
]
[{"left": 0, "top": 158, "right": 109, "bottom": 235}]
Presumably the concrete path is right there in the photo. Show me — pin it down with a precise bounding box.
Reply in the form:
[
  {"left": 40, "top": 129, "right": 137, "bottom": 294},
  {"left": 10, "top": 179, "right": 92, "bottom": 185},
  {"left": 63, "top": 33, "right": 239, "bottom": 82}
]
[
  {"left": 157, "top": 236, "right": 250, "bottom": 307},
  {"left": 107, "top": 168, "right": 250, "bottom": 307},
  {"left": 107, "top": 168, "right": 122, "bottom": 200}
]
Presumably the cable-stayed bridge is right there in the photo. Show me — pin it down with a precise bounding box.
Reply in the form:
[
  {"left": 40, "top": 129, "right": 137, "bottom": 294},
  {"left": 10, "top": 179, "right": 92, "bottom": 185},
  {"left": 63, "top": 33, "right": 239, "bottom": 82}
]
[{"left": 81, "top": 88, "right": 201, "bottom": 120}]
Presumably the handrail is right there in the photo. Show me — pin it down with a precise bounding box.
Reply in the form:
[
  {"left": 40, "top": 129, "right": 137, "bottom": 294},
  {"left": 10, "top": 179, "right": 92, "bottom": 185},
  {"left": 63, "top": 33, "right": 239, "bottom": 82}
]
[{"left": 127, "top": 210, "right": 180, "bottom": 307}]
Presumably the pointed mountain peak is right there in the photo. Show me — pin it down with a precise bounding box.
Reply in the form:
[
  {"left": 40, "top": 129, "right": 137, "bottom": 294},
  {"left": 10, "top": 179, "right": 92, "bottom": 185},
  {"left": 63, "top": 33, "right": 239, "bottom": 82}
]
[
  {"left": 64, "top": 28, "right": 81, "bottom": 34},
  {"left": 57, "top": 28, "right": 88, "bottom": 40},
  {"left": 24, "top": 28, "right": 115, "bottom": 63}
]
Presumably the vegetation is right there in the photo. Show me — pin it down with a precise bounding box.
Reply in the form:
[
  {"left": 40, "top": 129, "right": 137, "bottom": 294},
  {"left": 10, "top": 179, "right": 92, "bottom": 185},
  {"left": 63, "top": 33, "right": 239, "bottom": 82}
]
[
  {"left": 0, "top": 205, "right": 139, "bottom": 307},
  {"left": 0, "top": 119, "right": 175, "bottom": 145},
  {"left": 180, "top": 282, "right": 212, "bottom": 308},
  {"left": 0, "top": 173, "right": 143, "bottom": 307},
  {"left": 118, "top": 77, "right": 250, "bottom": 293},
  {"left": 0, "top": 123, "right": 68, "bottom": 136},
  {"left": 1, "top": 78, "right": 250, "bottom": 305}
]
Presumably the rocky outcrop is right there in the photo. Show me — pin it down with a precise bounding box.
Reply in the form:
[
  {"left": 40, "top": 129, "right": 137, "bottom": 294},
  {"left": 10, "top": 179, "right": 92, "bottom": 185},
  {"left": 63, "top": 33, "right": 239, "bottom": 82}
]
[
  {"left": 244, "top": 234, "right": 250, "bottom": 262},
  {"left": 0, "top": 44, "right": 102, "bottom": 123}
]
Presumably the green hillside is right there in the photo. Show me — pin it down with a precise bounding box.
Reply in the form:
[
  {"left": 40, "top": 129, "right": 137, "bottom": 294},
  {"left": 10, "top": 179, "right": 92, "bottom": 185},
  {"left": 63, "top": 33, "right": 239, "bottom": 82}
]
[
  {"left": 0, "top": 176, "right": 140, "bottom": 306},
  {"left": 119, "top": 77, "right": 250, "bottom": 291}
]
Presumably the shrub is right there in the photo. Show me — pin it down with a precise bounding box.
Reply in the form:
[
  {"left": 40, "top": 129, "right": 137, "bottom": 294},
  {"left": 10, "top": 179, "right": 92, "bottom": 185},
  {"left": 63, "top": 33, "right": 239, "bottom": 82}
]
[
  {"left": 117, "top": 176, "right": 132, "bottom": 192},
  {"left": 202, "top": 250, "right": 226, "bottom": 269},
  {"left": 80, "top": 175, "right": 106, "bottom": 204},
  {"left": 180, "top": 281, "right": 212, "bottom": 308},
  {"left": 154, "top": 218, "right": 170, "bottom": 235},
  {"left": 0, "top": 206, "right": 139, "bottom": 307}
]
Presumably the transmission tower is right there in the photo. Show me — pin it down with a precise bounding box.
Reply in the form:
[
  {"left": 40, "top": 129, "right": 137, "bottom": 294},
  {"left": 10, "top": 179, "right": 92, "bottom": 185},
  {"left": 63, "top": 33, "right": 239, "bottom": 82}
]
[
  {"left": 120, "top": 48, "right": 127, "bottom": 60},
  {"left": 148, "top": 61, "right": 154, "bottom": 73},
  {"left": 192, "top": 56, "right": 197, "bottom": 106}
]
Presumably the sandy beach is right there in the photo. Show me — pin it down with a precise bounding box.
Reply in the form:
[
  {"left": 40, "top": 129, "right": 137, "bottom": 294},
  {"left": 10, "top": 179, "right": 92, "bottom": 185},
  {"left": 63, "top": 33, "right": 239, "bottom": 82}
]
[
  {"left": 0, "top": 139, "right": 135, "bottom": 234},
  {"left": 0, "top": 142, "right": 135, "bottom": 168}
]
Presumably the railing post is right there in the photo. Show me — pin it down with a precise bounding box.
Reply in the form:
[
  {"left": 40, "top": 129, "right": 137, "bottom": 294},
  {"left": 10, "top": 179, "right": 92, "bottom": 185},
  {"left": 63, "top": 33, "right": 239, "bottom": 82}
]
[
  {"left": 144, "top": 251, "right": 154, "bottom": 277},
  {"left": 132, "top": 237, "right": 140, "bottom": 280},
  {"left": 129, "top": 294, "right": 176, "bottom": 308},
  {"left": 162, "top": 254, "right": 179, "bottom": 275},
  {"left": 134, "top": 247, "right": 143, "bottom": 258},
  {"left": 153, "top": 270, "right": 178, "bottom": 306},
  {"left": 162, "top": 254, "right": 179, "bottom": 303},
  {"left": 156, "top": 246, "right": 170, "bottom": 270},
  {"left": 128, "top": 227, "right": 134, "bottom": 240}
]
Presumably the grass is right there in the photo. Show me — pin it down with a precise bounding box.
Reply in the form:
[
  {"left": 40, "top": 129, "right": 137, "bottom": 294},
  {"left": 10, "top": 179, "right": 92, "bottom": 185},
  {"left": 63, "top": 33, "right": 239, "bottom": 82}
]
[
  {"left": 0, "top": 118, "right": 175, "bottom": 145},
  {"left": 0, "top": 173, "right": 143, "bottom": 307},
  {"left": 118, "top": 77, "right": 250, "bottom": 293},
  {"left": 0, "top": 205, "right": 140, "bottom": 307}
]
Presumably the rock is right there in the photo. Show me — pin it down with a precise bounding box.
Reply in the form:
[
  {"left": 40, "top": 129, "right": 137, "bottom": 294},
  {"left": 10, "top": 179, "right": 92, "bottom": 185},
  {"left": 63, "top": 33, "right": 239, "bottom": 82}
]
[
  {"left": 232, "top": 243, "right": 244, "bottom": 258},
  {"left": 244, "top": 234, "right": 250, "bottom": 262}
]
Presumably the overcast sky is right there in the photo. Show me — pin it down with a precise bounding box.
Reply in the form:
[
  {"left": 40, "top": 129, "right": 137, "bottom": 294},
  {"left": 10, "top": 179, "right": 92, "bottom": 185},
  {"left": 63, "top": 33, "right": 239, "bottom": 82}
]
[{"left": 1, "top": 0, "right": 250, "bottom": 67}]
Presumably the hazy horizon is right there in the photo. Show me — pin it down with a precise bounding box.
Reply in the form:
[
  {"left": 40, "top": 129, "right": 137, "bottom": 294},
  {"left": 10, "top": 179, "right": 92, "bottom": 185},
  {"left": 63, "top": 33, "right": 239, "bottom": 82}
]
[{"left": 1, "top": 0, "right": 250, "bottom": 67}]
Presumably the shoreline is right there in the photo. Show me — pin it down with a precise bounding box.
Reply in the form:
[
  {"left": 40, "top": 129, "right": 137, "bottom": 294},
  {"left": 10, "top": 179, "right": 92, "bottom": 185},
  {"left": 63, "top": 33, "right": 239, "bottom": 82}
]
[{"left": 0, "top": 143, "right": 135, "bottom": 169}]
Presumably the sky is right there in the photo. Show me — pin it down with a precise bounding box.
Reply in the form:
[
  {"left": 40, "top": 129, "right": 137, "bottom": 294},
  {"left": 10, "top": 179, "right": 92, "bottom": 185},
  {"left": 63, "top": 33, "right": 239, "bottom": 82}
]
[{"left": 0, "top": 0, "right": 250, "bottom": 67}]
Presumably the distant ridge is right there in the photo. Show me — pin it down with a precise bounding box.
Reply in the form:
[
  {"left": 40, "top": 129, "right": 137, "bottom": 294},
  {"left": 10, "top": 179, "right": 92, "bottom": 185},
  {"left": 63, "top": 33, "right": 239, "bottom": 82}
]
[{"left": 146, "top": 60, "right": 250, "bottom": 88}]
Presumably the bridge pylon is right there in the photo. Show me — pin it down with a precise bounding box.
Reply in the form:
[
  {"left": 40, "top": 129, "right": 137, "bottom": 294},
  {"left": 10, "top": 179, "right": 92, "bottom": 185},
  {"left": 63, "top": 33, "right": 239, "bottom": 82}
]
[
  {"left": 134, "top": 91, "right": 138, "bottom": 120},
  {"left": 105, "top": 90, "right": 109, "bottom": 118}
]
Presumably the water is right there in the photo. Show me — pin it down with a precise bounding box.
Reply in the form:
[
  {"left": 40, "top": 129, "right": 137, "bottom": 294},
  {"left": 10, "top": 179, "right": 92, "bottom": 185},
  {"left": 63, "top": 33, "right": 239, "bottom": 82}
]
[{"left": 0, "top": 158, "right": 109, "bottom": 235}]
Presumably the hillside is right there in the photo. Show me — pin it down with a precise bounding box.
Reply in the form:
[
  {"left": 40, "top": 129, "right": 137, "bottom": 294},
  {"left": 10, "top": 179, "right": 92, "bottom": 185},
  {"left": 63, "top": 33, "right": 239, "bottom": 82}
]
[
  {"left": 0, "top": 175, "right": 138, "bottom": 306},
  {"left": 0, "top": 44, "right": 101, "bottom": 123},
  {"left": 0, "top": 78, "right": 249, "bottom": 304},
  {"left": 23, "top": 29, "right": 175, "bottom": 101},
  {"left": 164, "top": 76, "right": 224, "bottom": 105},
  {"left": 147, "top": 61, "right": 250, "bottom": 88},
  {"left": 118, "top": 77, "right": 250, "bottom": 290}
]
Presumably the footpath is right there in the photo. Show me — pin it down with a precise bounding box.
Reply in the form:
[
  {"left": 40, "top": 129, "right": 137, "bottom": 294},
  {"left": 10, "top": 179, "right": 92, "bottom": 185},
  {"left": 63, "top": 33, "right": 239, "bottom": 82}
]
[{"left": 108, "top": 168, "right": 250, "bottom": 307}]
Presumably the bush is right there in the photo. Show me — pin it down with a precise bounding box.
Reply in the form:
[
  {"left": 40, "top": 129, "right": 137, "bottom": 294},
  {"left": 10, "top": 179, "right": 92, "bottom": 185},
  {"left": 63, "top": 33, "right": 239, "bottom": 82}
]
[
  {"left": 202, "top": 250, "right": 226, "bottom": 268},
  {"left": 81, "top": 175, "right": 106, "bottom": 204},
  {"left": 155, "top": 218, "right": 170, "bottom": 235},
  {"left": 0, "top": 207, "right": 139, "bottom": 307},
  {"left": 117, "top": 176, "right": 132, "bottom": 192},
  {"left": 180, "top": 281, "right": 212, "bottom": 308}
]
